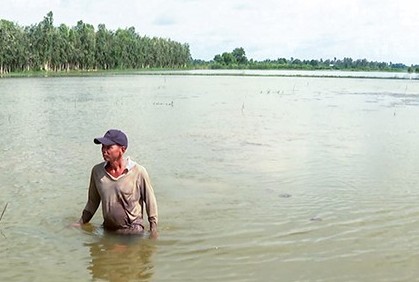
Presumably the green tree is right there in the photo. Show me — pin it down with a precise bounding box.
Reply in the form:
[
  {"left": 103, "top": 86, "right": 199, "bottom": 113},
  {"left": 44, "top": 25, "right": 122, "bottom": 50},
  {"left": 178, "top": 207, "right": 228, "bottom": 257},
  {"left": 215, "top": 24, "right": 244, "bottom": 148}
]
[
  {"left": 221, "top": 52, "right": 236, "bottom": 65},
  {"left": 232, "top": 47, "right": 247, "bottom": 64},
  {"left": 37, "top": 11, "right": 54, "bottom": 70},
  {"left": 213, "top": 54, "right": 223, "bottom": 64},
  {"left": 73, "top": 20, "right": 96, "bottom": 70},
  {"left": 0, "top": 19, "right": 27, "bottom": 73},
  {"left": 95, "top": 24, "right": 114, "bottom": 69}
]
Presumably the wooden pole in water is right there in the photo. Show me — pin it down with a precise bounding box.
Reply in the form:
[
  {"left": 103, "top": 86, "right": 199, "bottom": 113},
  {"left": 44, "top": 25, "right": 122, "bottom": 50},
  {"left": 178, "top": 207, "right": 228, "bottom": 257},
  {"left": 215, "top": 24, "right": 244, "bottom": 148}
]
[{"left": 0, "top": 203, "right": 8, "bottom": 223}]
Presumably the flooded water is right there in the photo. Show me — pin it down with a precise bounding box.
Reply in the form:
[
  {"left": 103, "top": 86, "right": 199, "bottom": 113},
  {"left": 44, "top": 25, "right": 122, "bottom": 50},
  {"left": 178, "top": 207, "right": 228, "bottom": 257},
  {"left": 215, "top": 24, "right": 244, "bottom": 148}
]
[{"left": 1, "top": 72, "right": 419, "bottom": 281}]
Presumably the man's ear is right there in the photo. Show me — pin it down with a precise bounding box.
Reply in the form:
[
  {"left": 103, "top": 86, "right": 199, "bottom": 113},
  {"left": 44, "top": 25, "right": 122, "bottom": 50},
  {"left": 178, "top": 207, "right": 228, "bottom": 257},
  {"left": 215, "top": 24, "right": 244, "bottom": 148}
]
[{"left": 121, "top": 146, "right": 127, "bottom": 153}]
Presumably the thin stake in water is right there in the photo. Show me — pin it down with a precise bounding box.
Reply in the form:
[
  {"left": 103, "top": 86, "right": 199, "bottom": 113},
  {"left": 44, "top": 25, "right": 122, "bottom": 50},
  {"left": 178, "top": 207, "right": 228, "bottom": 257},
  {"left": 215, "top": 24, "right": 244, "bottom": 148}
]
[
  {"left": 0, "top": 203, "right": 8, "bottom": 223},
  {"left": 0, "top": 203, "right": 7, "bottom": 238}
]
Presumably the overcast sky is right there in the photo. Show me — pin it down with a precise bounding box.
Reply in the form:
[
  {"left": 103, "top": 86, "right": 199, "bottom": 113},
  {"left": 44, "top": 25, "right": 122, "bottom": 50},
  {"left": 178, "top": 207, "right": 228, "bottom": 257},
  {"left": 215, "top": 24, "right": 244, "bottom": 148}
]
[{"left": 1, "top": 0, "right": 419, "bottom": 64}]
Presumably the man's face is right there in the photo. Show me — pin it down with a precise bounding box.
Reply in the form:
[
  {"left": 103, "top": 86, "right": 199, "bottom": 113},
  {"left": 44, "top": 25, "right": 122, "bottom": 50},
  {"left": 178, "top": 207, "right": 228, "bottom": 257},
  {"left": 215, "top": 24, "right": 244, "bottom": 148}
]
[{"left": 101, "top": 144, "right": 125, "bottom": 162}]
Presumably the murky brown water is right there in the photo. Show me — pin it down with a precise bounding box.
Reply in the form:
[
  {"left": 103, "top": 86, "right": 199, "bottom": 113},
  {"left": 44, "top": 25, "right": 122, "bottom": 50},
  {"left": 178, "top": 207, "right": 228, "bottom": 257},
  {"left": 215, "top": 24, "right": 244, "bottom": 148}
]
[{"left": 1, "top": 72, "right": 419, "bottom": 281}]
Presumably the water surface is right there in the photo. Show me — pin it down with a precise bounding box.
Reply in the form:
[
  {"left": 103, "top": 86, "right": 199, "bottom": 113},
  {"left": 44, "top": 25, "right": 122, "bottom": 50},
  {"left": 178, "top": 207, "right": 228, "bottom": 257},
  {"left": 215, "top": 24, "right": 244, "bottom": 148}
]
[{"left": 1, "top": 73, "right": 419, "bottom": 281}]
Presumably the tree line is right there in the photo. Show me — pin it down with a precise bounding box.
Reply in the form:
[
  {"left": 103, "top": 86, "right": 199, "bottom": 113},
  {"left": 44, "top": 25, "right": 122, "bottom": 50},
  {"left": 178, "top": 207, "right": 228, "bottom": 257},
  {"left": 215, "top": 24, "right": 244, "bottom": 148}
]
[
  {"left": 0, "top": 12, "right": 191, "bottom": 74},
  {"left": 1, "top": 12, "right": 416, "bottom": 75},
  {"left": 193, "top": 48, "right": 418, "bottom": 73}
]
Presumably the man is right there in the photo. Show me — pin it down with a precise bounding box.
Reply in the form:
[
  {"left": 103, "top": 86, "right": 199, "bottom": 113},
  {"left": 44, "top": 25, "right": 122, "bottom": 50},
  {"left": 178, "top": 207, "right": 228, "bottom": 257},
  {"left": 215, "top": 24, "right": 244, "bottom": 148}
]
[{"left": 75, "top": 129, "right": 158, "bottom": 238}]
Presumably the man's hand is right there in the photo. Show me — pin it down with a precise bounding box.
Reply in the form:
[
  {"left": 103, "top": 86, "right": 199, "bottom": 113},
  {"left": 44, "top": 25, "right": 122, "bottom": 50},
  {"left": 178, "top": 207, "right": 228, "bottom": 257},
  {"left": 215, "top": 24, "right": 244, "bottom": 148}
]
[
  {"left": 71, "top": 222, "right": 81, "bottom": 227},
  {"left": 149, "top": 229, "right": 158, "bottom": 239},
  {"left": 70, "top": 218, "right": 84, "bottom": 228},
  {"left": 149, "top": 222, "right": 158, "bottom": 239}
]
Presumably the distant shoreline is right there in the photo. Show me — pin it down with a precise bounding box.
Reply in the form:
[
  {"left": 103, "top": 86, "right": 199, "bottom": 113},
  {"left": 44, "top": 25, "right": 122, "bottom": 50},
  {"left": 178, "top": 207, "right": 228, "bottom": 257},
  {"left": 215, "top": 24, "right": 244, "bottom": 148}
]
[{"left": 0, "top": 68, "right": 416, "bottom": 80}]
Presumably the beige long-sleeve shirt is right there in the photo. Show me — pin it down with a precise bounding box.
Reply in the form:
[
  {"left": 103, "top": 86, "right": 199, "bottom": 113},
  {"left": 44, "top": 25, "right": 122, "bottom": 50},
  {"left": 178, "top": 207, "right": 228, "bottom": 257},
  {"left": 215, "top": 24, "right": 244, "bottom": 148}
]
[{"left": 83, "top": 158, "right": 158, "bottom": 231}]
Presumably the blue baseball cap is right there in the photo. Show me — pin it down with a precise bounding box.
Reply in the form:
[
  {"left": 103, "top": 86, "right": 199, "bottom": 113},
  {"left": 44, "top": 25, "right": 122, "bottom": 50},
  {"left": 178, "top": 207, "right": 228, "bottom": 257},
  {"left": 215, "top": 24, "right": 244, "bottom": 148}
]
[{"left": 94, "top": 129, "right": 128, "bottom": 148}]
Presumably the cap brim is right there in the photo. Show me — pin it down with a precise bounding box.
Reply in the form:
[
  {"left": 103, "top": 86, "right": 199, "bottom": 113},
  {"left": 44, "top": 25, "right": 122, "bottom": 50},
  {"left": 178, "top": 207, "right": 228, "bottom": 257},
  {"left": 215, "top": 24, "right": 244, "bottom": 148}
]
[{"left": 93, "top": 137, "right": 116, "bottom": 146}]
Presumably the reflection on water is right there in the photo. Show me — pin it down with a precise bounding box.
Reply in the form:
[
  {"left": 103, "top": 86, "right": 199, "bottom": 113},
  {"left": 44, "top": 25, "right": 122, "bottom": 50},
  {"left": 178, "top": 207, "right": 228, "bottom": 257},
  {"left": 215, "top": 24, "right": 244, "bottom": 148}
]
[{"left": 83, "top": 225, "right": 155, "bottom": 282}]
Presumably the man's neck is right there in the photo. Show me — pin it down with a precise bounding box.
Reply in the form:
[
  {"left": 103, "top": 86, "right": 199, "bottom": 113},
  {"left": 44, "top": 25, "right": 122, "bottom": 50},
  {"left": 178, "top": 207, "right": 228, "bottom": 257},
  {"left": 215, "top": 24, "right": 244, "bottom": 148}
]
[{"left": 105, "top": 158, "right": 126, "bottom": 178}]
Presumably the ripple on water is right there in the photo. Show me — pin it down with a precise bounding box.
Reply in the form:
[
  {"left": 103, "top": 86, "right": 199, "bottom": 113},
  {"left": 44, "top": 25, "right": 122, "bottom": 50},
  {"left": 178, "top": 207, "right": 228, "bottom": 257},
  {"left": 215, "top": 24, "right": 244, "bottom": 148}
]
[{"left": 3, "top": 75, "right": 419, "bottom": 281}]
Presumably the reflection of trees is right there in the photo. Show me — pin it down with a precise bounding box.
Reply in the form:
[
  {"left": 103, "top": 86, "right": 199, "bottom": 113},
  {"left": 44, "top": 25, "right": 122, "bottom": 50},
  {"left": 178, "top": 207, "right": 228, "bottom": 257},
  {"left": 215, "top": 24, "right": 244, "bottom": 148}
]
[{"left": 85, "top": 234, "right": 156, "bottom": 282}]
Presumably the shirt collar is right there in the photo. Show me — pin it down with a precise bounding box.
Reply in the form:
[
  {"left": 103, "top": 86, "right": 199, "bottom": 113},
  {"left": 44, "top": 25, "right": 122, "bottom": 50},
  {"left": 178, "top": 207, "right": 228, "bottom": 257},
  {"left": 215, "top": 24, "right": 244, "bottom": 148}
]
[
  {"left": 125, "top": 157, "right": 136, "bottom": 171},
  {"left": 103, "top": 156, "right": 136, "bottom": 171}
]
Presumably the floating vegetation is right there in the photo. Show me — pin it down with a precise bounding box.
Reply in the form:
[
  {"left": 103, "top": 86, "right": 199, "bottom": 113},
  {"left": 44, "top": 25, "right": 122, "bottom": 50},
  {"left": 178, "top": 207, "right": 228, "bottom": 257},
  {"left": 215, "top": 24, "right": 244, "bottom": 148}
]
[
  {"left": 153, "top": 101, "right": 174, "bottom": 107},
  {"left": 310, "top": 216, "right": 323, "bottom": 222},
  {"left": 259, "top": 89, "right": 286, "bottom": 95}
]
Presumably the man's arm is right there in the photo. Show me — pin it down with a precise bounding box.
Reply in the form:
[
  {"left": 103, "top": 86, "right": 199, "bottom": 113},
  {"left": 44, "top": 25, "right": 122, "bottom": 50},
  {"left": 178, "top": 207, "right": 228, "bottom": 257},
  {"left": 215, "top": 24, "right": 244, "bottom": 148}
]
[
  {"left": 140, "top": 167, "right": 158, "bottom": 237},
  {"left": 77, "top": 169, "right": 100, "bottom": 225},
  {"left": 79, "top": 209, "right": 94, "bottom": 224}
]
